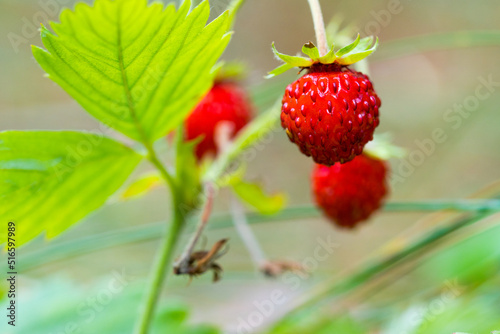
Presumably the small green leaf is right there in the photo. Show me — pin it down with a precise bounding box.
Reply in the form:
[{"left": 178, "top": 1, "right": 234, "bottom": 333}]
[
  {"left": 0, "top": 131, "right": 142, "bottom": 246},
  {"left": 364, "top": 133, "right": 407, "bottom": 160},
  {"left": 32, "top": 0, "right": 231, "bottom": 144},
  {"left": 337, "top": 37, "right": 379, "bottom": 65},
  {"left": 301, "top": 41, "right": 320, "bottom": 59},
  {"left": 271, "top": 43, "right": 314, "bottom": 67},
  {"left": 335, "top": 33, "right": 361, "bottom": 57},
  {"left": 120, "top": 171, "right": 162, "bottom": 201},
  {"left": 231, "top": 179, "right": 286, "bottom": 215},
  {"left": 351, "top": 36, "right": 375, "bottom": 53},
  {"left": 266, "top": 63, "right": 295, "bottom": 79},
  {"left": 318, "top": 45, "right": 338, "bottom": 64}
]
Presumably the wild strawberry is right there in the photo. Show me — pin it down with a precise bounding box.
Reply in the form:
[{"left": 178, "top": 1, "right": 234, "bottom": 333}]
[
  {"left": 311, "top": 153, "right": 389, "bottom": 229},
  {"left": 269, "top": 36, "right": 381, "bottom": 165},
  {"left": 185, "top": 81, "right": 252, "bottom": 160}
]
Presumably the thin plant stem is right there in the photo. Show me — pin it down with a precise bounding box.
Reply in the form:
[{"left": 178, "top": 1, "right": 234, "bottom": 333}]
[
  {"left": 307, "top": 0, "right": 329, "bottom": 56},
  {"left": 230, "top": 197, "right": 267, "bottom": 267},
  {"left": 134, "top": 206, "right": 184, "bottom": 334},
  {"left": 135, "top": 139, "right": 183, "bottom": 334}
]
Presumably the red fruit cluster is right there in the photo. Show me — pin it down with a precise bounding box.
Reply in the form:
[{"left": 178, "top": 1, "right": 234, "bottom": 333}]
[
  {"left": 281, "top": 64, "right": 381, "bottom": 166},
  {"left": 185, "top": 82, "right": 252, "bottom": 160},
  {"left": 312, "top": 153, "right": 388, "bottom": 228}
]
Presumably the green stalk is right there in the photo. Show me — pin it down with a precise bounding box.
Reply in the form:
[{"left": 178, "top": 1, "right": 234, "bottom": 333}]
[
  {"left": 307, "top": 0, "right": 328, "bottom": 56},
  {"left": 134, "top": 143, "right": 185, "bottom": 334},
  {"left": 134, "top": 206, "right": 184, "bottom": 334}
]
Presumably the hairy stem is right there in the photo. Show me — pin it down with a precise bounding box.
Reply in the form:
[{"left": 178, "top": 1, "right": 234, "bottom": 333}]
[{"left": 307, "top": 0, "right": 329, "bottom": 56}]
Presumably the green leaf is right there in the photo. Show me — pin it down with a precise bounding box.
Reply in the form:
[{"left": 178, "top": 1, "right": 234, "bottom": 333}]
[
  {"left": 301, "top": 41, "right": 320, "bottom": 59},
  {"left": 271, "top": 43, "right": 314, "bottom": 67},
  {"left": 231, "top": 179, "right": 286, "bottom": 215},
  {"left": 335, "top": 33, "right": 360, "bottom": 57},
  {"left": 336, "top": 37, "right": 379, "bottom": 65},
  {"left": 317, "top": 45, "right": 337, "bottom": 64},
  {"left": 268, "top": 314, "right": 367, "bottom": 334},
  {"left": 0, "top": 276, "right": 222, "bottom": 334},
  {"left": 266, "top": 63, "right": 295, "bottom": 79},
  {"left": 120, "top": 171, "right": 162, "bottom": 201},
  {"left": 0, "top": 131, "right": 142, "bottom": 246},
  {"left": 364, "top": 133, "right": 407, "bottom": 160},
  {"left": 418, "top": 221, "right": 500, "bottom": 286},
  {"left": 351, "top": 36, "right": 375, "bottom": 53},
  {"left": 415, "top": 292, "right": 500, "bottom": 334},
  {"left": 32, "top": 0, "right": 231, "bottom": 144}
]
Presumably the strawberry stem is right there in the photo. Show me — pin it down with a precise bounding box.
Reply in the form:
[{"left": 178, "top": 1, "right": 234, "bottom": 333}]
[{"left": 307, "top": 0, "right": 329, "bottom": 56}]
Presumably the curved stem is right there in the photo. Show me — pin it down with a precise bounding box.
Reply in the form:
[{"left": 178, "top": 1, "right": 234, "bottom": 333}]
[
  {"left": 146, "top": 144, "right": 177, "bottom": 195},
  {"left": 307, "top": 0, "right": 328, "bottom": 56}
]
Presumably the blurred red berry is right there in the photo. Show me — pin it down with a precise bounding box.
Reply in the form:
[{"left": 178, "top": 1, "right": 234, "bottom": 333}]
[
  {"left": 312, "top": 153, "right": 389, "bottom": 228},
  {"left": 185, "top": 81, "right": 252, "bottom": 160},
  {"left": 281, "top": 64, "right": 381, "bottom": 166}
]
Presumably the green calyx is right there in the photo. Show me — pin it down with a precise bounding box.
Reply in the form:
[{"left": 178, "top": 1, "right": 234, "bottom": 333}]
[{"left": 267, "top": 34, "right": 378, "bottom": 78}]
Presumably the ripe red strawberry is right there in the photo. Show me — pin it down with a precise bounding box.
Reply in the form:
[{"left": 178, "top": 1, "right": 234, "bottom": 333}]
[
  {"left": 269, "top": 36, "right": 380, "bottom": 165},
  {"left": 185, "top": 81, "right": 252, "bottom": 160},
  {"left": 312, "top": 153, "right": 388, "bottom": 228}
]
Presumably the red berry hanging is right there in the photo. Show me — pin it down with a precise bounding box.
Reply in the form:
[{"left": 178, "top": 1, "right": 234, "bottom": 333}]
[
  {"left": 311, "top": 153, "right": 389, "bottom": 229},
  {"left": 269, "top": 36, "right": 381, "bottom": 165},
  {"left": 185, "top": 81, "right": 252, "bottom": 161}
]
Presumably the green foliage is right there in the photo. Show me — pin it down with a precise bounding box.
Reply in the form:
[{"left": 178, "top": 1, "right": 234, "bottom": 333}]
[
  {"left": 364, "top": 133, "right": 407, "bottom": 160},
  {"left": 120, "top": 172, "right": 162, "bottom": 201},
  {"left": 268, "top": 36, "right": 378, "bottom": 77},
  {"left": 418, "top": 221, "right": 500, "bottom": 286},
  {"left": 0, "top": 277, "right": 221, "bottom": 334},
  {"left": 269, "top": 314, "right": 367, "bottom": 334},
  {"left": 414, "top": 290, "right": 500, "bottom": 334},
  {"left": 32, "top": 0, "right": 231, "bottom": 143},
  {"left": 230, "top": 178, "right": 286, "bottom": 215},
  {"left": 0, "top": 131, "right": 142, "bottom": 246}
]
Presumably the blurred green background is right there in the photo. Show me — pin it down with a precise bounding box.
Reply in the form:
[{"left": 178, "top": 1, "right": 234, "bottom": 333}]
[{"left": 1, "top": 0, "right": 500, "bottom": 333}]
